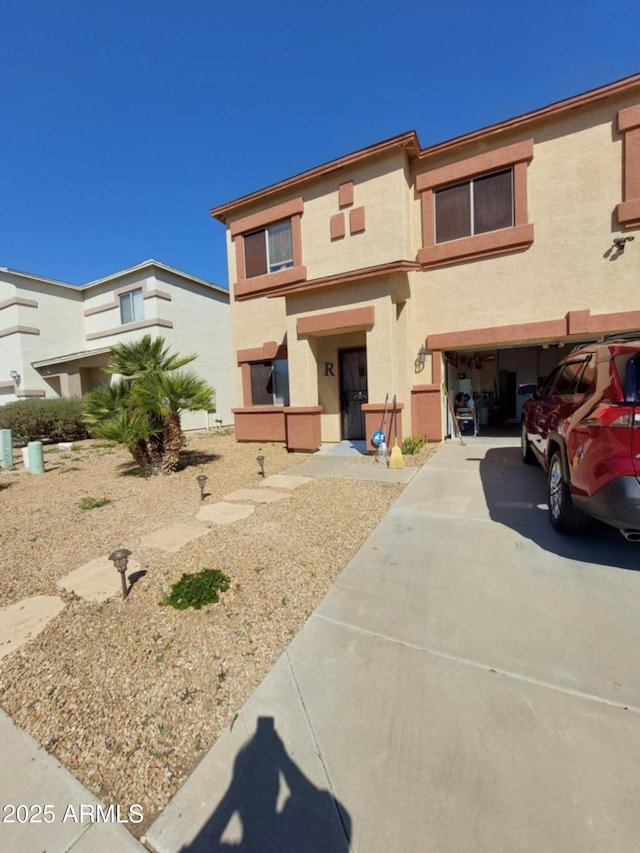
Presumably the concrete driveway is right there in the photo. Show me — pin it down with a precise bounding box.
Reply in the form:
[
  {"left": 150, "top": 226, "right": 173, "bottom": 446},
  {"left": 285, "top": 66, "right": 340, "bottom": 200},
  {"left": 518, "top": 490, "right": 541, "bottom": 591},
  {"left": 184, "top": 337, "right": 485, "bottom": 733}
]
[{"left": 148, "top": 438, "right": 640, "bottom": 853}]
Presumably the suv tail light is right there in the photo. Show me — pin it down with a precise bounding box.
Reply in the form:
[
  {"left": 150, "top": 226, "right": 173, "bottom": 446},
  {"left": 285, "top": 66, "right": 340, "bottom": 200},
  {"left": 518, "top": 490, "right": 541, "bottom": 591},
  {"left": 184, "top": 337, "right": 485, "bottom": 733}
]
[{"left": 581, "top": 404, "right": 640, "bottom": 428}]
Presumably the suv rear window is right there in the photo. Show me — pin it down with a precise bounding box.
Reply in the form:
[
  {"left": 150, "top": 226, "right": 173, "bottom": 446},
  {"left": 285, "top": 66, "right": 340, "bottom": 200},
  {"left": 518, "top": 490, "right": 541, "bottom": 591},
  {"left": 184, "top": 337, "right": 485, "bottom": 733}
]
[{"left": 615, "top": 352, "right": 640, "bottom": 402}]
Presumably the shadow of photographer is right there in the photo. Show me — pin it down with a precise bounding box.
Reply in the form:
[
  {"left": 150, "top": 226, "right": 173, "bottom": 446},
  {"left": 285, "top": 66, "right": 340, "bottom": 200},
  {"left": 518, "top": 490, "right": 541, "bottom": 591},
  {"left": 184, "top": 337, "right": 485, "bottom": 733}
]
[{"left": 181, "top": 716, "right": 351, "bottom": 852}]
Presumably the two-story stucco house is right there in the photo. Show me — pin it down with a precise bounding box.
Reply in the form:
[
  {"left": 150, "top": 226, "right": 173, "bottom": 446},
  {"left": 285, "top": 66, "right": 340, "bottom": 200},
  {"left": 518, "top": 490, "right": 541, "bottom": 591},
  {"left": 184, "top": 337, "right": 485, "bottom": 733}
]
[
  {"left": 0, "top": 259, "right": 233, "bottom": 430},
  {"left": 210, "top": 73, "right": 640, "bottom": 451}
]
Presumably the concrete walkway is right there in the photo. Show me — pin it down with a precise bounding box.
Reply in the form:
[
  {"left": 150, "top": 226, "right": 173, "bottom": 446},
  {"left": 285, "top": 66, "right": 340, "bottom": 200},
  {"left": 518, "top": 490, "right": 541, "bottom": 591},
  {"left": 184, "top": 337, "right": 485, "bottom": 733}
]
[
  {"left": 148, "top": 438, "right": 640, "bottom": 853},
  {"left": 4, "top": 438, "right": 640, "bottom": 851}
]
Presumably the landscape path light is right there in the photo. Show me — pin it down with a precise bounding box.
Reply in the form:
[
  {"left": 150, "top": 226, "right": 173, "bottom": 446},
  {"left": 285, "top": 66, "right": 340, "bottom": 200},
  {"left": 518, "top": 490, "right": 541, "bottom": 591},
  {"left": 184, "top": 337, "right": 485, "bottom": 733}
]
[
  {"left": 196, "top": 474, "right": 208, "bottom": 500},
  {"left": 108, "top": 548, "right": 132, "bottom": 600},
  {"left": 256, "top": 455, "right": 265, "bottom": 477}
]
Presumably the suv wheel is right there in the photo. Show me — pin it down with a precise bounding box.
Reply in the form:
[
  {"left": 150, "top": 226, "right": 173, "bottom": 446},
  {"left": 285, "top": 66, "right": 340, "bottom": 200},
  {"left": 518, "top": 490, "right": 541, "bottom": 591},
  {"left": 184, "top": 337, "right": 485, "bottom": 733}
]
[
  {"left": 521, "top": 421, "right": 535, "bottom": 464},
  {"left": 547, "top": 451, "right": 589, "bottom": 534}
]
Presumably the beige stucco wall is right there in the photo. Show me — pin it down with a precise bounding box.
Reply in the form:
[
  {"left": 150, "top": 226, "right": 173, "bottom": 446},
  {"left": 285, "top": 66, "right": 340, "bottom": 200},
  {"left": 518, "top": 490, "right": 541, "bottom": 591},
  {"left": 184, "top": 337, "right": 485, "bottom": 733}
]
[
  {"left": 409, "top": 94, "right": 640, "bottom": 339},
  {"left": 0, "top": 273, "right": 85, "bottom": 398}
]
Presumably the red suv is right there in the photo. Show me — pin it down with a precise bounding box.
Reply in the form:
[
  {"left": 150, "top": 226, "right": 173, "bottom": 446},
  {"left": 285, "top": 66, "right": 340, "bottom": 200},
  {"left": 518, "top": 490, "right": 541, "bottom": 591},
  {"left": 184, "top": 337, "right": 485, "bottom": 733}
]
[{"left": 521, "top": 339, "right": 640, "bottom": 539}]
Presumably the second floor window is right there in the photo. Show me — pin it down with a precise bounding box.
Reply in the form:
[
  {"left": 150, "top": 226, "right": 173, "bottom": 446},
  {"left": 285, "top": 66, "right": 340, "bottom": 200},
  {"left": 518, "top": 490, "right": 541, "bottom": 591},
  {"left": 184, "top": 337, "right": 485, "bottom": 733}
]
[
  {"left": 244, "top": 220, "right": 293, "bottom": 278},
  {"left": 120, "top": 288, "right": 144, "bottom": 324},
  {"left": 435, "top": 169, "right": 513, "bottom": 244}
]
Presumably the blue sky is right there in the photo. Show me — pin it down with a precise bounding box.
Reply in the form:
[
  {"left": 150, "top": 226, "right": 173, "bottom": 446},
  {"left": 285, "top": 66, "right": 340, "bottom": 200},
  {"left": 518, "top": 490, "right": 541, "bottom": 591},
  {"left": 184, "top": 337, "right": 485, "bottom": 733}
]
[{"left": 1, "top": 1, "right": 638, "bottom": 288}]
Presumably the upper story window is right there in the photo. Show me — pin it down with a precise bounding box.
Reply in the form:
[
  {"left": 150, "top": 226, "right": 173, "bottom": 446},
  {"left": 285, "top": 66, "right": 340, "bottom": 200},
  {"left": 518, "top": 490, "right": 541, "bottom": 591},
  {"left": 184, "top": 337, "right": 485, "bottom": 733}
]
[
  {"left": 230, "top": 197, "right": 306, "bottom": 299},
  {"left": 435, "top": 169, "right": 513, "bottom": 243},
  {"left": 244, "top": 220, "right": 293, "bottom": 278},
  {"left": 417, "top": 139, "right": 534, "bottom": 269},
  {"left": 120, "top": 288, "right": 144, "bottom": 324}
]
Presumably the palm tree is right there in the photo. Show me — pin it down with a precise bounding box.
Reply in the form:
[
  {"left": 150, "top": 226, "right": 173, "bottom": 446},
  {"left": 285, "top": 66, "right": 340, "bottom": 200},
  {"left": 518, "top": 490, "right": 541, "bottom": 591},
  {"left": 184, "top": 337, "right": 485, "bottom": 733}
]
[{"left": 83, "top": 337, "right": 215, "bottom": 475}]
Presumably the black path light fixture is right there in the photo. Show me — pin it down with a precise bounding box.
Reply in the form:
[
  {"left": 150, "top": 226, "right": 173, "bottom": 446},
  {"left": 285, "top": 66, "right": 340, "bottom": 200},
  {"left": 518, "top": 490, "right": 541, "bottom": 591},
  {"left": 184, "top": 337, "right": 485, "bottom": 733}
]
[
  {"left": 256, "top": 455, "right": 265, "bottom": 477},
  {"left": 196, "top": 473, "right": 208, "bottom": 500},
  {"left": 108, "top": 548, "right": 132, "bottom": 600}
]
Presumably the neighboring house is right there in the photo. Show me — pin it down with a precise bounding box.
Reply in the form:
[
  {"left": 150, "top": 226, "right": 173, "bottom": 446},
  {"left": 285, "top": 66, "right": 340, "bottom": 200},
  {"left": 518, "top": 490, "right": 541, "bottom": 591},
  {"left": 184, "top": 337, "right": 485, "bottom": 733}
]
[
  {"left": 0, "top": 260, "right": 233, "bottom": 430},
  {"left": 210, "top": 73, "right": 640, "bottom": 451}
]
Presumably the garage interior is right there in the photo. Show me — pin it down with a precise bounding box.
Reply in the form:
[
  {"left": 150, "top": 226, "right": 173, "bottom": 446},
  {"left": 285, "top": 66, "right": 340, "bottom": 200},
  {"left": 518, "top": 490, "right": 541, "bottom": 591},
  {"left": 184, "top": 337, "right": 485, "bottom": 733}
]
[{"left": 443, "top": 341, "right": 593, "bottom": 437}]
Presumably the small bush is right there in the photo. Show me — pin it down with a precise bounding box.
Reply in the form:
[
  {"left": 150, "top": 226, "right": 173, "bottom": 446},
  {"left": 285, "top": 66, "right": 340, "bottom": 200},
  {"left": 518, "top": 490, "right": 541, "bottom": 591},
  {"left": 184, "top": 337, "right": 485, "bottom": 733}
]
[
  {"left": 79, "top": 496, "right": 111, "bottom": 511},
  {"left": 0, "top": 398, "right": 90, "bottom": 445},
  {"left": 160, "top": 569, "right": 230, "bottom": 610},
  {"left": 401, "top": 435, "right": 427, "bottom": 455}
]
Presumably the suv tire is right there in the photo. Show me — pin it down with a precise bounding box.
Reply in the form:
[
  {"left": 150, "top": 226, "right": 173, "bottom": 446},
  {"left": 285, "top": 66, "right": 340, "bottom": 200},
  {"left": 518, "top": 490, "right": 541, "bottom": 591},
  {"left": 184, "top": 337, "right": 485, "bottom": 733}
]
[
  {"left": 547, "top": 451, "right": 589, "bottom": 534},
  {"left": 521, "top": 420, "right": 536, "bottom": 464}
]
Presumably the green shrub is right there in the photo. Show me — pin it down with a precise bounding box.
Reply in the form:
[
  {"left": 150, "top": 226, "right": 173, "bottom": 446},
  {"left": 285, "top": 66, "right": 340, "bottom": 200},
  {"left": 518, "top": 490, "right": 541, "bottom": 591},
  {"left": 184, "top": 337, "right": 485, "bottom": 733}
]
[
  {"left": 160, "top": 569, "right": 230, "bottom": 610},
  {"left": 0, "top": 398, "right": 90, "bottom": 445},
  {"left": 401, "top": 435, "right": 427, "bottom": 455},
  {"left": 78, "top": 496, "right": 111, "bottom": 511}
]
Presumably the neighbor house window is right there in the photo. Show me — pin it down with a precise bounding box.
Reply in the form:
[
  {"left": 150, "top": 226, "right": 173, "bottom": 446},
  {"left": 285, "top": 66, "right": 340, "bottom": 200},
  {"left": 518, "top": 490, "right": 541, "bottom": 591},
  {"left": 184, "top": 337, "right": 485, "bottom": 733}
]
[
  {"left": 416, "top": 139, "right": 534, "bottom": 269},
  {"left": 244, "top": 220, "right": 293, "bottom": 278},
  {"left": 435, "top": 169, "right": 513, "bottom": 243},
  {"left": 250, "top": 360, "right": 290, "bottom": 406},
  {"left": 120, "top": 288, "right": 144, "bottom": 324}
]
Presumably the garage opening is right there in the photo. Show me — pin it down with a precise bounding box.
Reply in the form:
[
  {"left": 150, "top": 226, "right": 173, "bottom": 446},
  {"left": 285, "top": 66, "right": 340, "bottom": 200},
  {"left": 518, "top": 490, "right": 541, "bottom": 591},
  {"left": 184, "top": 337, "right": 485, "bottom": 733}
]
[{"left": 443, "top": 342, "right": 592, "bottom": 436}]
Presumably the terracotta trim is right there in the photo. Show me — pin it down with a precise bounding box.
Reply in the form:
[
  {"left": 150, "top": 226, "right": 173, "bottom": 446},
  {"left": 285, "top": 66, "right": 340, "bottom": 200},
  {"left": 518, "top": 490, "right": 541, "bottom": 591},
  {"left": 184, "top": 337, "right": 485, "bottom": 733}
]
[
  {"left": 232, "top": 408, "right": 287, "bottom": 443},
  {"left": 212, "top": 76, "right": 640, "bottom": 225},
  {"left": 297, "top": 306, "right": 375, "bottom": 337},
  {"left": 0, "top": 381, "right": 14, "bottom": 388},
  {"left": 416, "top": 139, "right": 533, "bottom": 192},
  {"left": 418, "top": 224, "right": 534, "bottom": 269},
  {"left": 427, "top": 307, "right": 640, "bottom": 351},
  {"left": 339, "top": 182, "right": 354, "bottom": 208},
  {"left": 349, "top": 206, "right": 366, "bottom": 235},
  {"left": 428, "top": 318, "right": 568, "bottom": 350},
  {"left": 410, "top": 384, "right": 443, "bottom": 441},
  {"left": 264, "top": 260, "right": 420, "bottom": 299},
  {"left": 417, "top": 74, "right": 640, "bottom": 162},
  {"left": 229, "top": 197, "right": 304, "bottom": 238},
  {"left": 431, "top": 353, "right": 442, "bottom": 385},
  {"left": 237, "top": 342, "right": 287, "bottom": 363},
  {"left": 286, "top": 406, "right": 323, "bottom": 414},
  {"left": 0, "top": 325, "right": 40, "bottom": 338},
  {"left": 85, "top": 318, "right": 173, "bottom": 341},
  {"left": 0, "top": 297, "right": 38, "bottom": 310},
  {"left": 330, "top": 213, "right": 345, "bottom": 240},
  {"left": 233, "top": 265, "right": 307, "bottom": 299},
  {"left": 361, "top": 401, "right": 404, "bottom": 413},
  {"left": 210, "top": 132, "right": 420, "bottom": 221},
  {"left": 618, "top": 103, "right": 640, "bottom": 133},
  {"left": 618, "top": 114, "right": 640, "bottom": 228}
]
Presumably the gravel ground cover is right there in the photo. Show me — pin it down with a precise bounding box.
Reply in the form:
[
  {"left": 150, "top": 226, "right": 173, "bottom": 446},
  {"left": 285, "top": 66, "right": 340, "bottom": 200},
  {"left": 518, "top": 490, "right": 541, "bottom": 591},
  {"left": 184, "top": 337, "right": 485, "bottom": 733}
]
[{"left": 0, "top": 431, "right": 434, "bottom": 838}]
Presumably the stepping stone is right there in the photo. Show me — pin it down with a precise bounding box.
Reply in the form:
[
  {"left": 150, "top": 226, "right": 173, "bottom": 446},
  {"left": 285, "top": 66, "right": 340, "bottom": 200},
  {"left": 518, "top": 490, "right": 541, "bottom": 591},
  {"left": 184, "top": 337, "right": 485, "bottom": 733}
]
[
  {"left": 140, "top": 523, "right": 211, "bottom": 553},
  {"left": 0, "top": 596, "right": 65, "bottom": 660},
  {"left": 260, "top": 474, "right": 312, "bottom": 490},
  {"left": 196, "top": 502, "right": 255, "bottom": 525},
  {"left": 223, "top": 488, "right": 291, "bottom": 504},
  {"left": 56, "top": 557, "right": 142, "bottom": 603}
]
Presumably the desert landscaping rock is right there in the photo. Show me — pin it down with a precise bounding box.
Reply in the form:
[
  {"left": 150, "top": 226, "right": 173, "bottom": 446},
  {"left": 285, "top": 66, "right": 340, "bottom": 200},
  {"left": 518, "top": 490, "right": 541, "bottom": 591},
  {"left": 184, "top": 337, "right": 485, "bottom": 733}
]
[
  {"left": 196, "top": 501, "right": 255, "bottom": 524},
  {"left": 140, "top": 523, "right": 211, "bottom": 553},
  {"left": 223, "top": 488, "right": 291, "bottom": 504},
  {"left": 0, "top": 431, "right": 435, "bottom": 839},
  {"left": 57, "top": 556, "right": 143, "bottom": 603},
  {"left": 0, "top": 596, "right": 65, "bottom": 660},
  {"left": 260, "top": 474, "right": 312, "bottom": 489}
]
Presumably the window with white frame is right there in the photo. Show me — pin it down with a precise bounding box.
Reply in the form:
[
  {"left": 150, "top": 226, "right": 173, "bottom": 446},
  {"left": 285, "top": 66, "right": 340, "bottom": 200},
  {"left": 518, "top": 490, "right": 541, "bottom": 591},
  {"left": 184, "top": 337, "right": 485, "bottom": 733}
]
[
  {"left": 250, "top": 359, "right": 290, "bottom": 406},
  {"left": 243, "top": 220, "right": 294, "bottom": 278},
  {"left": 119, "top": 288, "right": 144, "bottom": 324},
  {"left": 435, "top": 169, "right": 513, "bottom": 244}
]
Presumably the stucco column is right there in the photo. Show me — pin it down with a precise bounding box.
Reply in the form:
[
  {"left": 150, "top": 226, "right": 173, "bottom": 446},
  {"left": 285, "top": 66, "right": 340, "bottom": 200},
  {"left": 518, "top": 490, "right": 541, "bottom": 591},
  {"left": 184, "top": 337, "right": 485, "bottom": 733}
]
[{"left": 60, "top": 368, "right": 82, "bottom": 398}]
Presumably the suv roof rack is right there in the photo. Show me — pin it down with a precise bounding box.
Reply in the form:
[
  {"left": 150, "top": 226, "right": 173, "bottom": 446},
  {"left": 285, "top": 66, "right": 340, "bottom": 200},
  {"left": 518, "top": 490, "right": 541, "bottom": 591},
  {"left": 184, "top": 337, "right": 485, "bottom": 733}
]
[{"left": 601, "top": 332, "right": 640, "bottom": 343}]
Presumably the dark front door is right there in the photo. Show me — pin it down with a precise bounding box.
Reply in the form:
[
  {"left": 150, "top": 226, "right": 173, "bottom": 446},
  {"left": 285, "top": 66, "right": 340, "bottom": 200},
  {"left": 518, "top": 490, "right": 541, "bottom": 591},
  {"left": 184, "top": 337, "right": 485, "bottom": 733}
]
[{"left": 340, "top": 348, "right": 367, "bottom": 440}]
